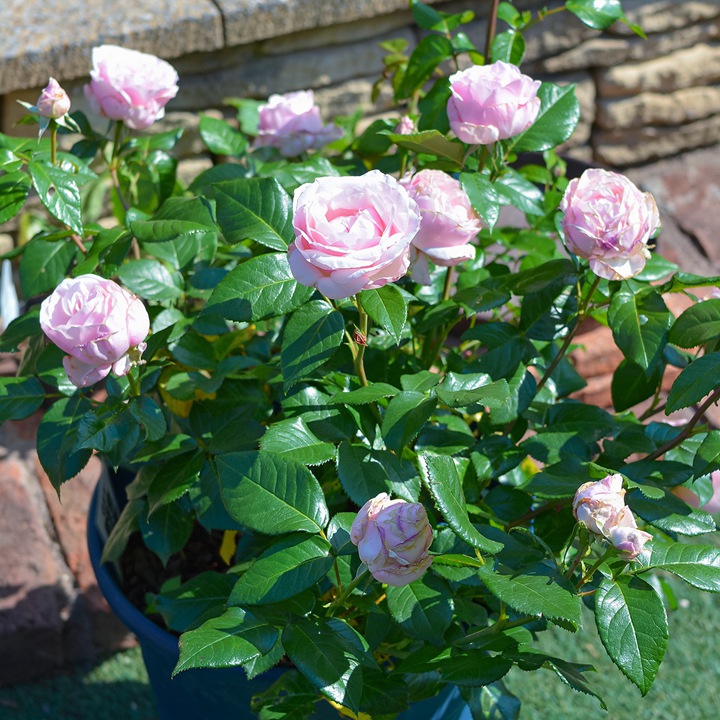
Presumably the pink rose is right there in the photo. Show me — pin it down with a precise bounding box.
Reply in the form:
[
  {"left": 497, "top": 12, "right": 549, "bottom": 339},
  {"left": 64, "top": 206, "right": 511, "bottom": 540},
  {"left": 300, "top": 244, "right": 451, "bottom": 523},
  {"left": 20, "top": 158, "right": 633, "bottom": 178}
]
[
  {"left": 37, "top": 78, "right": 71, "bottom": 119},
  {"left": 288, "top": 170, "right": 421, "bottom": 299},
  {"left": 447, "top": 61, "right": 541, "bottom": 145},
  {"left": 605, "top": 507, "right": 652, "bottom": 561},
  {"left": 400, "top": 169, "right": 481, "bottom": 284},
  {"left": 84, "top": 45, "right": 179, "bottom": 131},
  {"left": 40, "top": 274, "right": 149, "bottom": 388},
  {"left": 560, "top": 169, "right": 660, "bottom": 281},
  {"left": 573, "top": 474, "right": 627, "bottom": 536},
  {"left": 255, "top": 90, "right": 343, "bottom": 157},
  {"left": 350, "top": 493, "right": 433, "bottom": 587}
]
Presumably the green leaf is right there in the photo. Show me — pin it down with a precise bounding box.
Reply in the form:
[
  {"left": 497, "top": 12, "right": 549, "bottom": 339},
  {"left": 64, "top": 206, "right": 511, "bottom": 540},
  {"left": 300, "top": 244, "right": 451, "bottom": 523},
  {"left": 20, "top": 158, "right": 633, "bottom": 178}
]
[
  {"left": 418, "top": 453, "right": 503, "bottom": 553},
  {"left": 19, "top": 238, "right": 76, "bottom": 298},
  {"left": 479, "top": 562, "right": 582, "bottom": 627},
  {"left": 668, "top": 298, "right": 720, "bottom": 348},
  {"left": 330, "top": 383, "right": 400, "bottom": 406},
  {"left": 692, "top": 430, "right": 720, "bottom": 479},
  {"left": 28, "top": 160, "right": 83, "bottom": 234},
  {"left": 611, "top": 359, "right": 664, "bottom": 413},
  {"left": 665, "top": 351, "right": 720, "bottom": 413},
  {"left": 260, "top": 416, "right": 335, "bottom": 465},
  {"left": 214, "top": 177, "right": 294, "bottom": 251},
  {"left": 101, "top": 498, "right": 143, "bottom": 564},
  {"left": 229, "top": 533, "right": 333, "bottom": 605},
  {"left": 627, "top": 488, "right": 715, "bottom": 535},
  {"left": 0, "top": 307, "right": 41, "bottom": 353},
  {"left": 567, "top": 0, "right": 623, "bottom": 29},
  {"left": 116, "top": 258, "right": 183, "bottom": 301},
  {"left": 216, "top": 451, "right": 329, "bottom": 535},
  {"left": 152, "top": 571, "right": 236, "bottom": 633},
  {"left": 637, "top": 540, "right": 720, "bottom": 592},
  {"left": 608, "top": 288, "right": 672, "bottom": 370},
  {"left": 594, "top": 574, "right": 668, "bottom": 695},
  {"left": 204, "top": 252, "right": 313, "bottom": 322},
  {"left": 387, "top": 130, "right": 466, "bottom": 167},
  {"left": 460, "top": 680, "right": 521, "bottom": 720},
  {"left": 491, "top": 30, "right": 525, "bottom": 64},
  {"left": 129, "top": 196, "right": 217, "bottom": 244},
  {"left": 436, "top": 374, "right": 511, "bottom": 410},
  {"left": 281, "top": 300, "right": 345, "bottom": 390},
  {"left": 359, "top": 285, "right": 408, "bottom": 344},
  {"left": 283, "top": 617, "right": 370, "bottom": 713},
  {"left": 139, "top": 499, "right": 194, "bottom": 566},
  {"left": 36, "top": 396, "right": 93, "bottom": 493},
  {"left": 511, "top": 83, "right": 580, "bottom": 153},
  {"left": 460, "top": 172, "right": 500, "bottom": 231},
  {"left": 0, "top": 170, "right": 31, "bottom": 223},
  {"left": 146, "top": 451, "right": 205, "bottom": 515},
  {"left": 398, "top": 35, "right": 455, "bottom": 99},
  {"left": 0, "top": 377, "right": 45, "bottom": 423},
  {"left": 386, "top": 574, "right": 454, "bottom": 646},
  {"left": 438, "top": 652, "right": 513, "bottom": 687},
  {"left": 381, "top": 390, "right": 437, "bottom": 454},
  {"left": 175, "top": 606, "right": 279, "bottom": 675},
  {"left": 199, "top": 114, "right": 248, "bottom": 156},
  {"left": 493, "top": 170, "right": 544, "bottom": 216}
]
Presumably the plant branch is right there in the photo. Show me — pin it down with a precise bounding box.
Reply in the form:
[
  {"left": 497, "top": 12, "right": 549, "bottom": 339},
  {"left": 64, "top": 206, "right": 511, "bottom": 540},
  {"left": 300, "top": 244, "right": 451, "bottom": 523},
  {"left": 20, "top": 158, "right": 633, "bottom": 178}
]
[
  {"left": 644, "top": 385, "right": 720, "bottom": 461},
  {"left": 484, "top": 0, "right": 501, "bottom": 59}
]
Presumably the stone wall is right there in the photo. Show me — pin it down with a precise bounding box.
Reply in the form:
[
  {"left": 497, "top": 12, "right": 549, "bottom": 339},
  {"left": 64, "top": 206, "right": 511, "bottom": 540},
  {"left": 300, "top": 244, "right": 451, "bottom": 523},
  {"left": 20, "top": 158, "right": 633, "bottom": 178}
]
[{"left": 1, "top": 0, "right": 719, "bottom": 168}]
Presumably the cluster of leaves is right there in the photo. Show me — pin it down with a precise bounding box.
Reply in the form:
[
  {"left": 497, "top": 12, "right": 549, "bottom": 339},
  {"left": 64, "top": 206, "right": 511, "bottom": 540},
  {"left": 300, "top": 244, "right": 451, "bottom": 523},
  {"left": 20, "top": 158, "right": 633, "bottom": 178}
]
[{"left": 2, "top": 1, "right": 720, "bottom": 718}]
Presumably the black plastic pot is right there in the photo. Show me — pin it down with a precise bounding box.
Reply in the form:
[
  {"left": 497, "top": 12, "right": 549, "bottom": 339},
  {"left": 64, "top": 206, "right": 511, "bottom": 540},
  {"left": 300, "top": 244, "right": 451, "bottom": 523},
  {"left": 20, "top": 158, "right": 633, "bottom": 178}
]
[{"left": 87, "top": 476, "right": 472, "bottom": 720}]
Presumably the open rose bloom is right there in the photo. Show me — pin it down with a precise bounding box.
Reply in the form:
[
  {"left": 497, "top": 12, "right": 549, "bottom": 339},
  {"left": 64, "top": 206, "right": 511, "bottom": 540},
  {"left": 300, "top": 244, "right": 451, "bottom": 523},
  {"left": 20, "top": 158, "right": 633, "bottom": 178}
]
[
  {"left": 573, "top": 474, "right": 652, "bottom": 560},
  {"left": 560, "top": 168, "right": 660, "bottom": 280},
  {"left": 256, "top": 90, "right": 343, "bottom": 157},
  {"left": 447, "top": 61, "right": 541, "bottom": 145},
  {"left": 350, "top": 493, "right": 433, "bottom": 586},
  {"left": 84, "top": 45, "right": 179, "bottom": 130},
  {"left": 288, "top": 170, "right": 421, "bottom": 299},
  {"left": 39, "top": 274, "right": 149, "bottom": 387},
  {"left": 400, "top": 169, "right": 481, "bottom": 284}
]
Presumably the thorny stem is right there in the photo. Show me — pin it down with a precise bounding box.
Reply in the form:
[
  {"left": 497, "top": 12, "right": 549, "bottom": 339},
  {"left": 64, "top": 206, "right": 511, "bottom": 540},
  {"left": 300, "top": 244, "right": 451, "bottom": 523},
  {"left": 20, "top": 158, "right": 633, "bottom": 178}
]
[
  {"left": 575, "top": 549, "right": 614, "bottom": 590},
  {"left": 644, "top": 385, "right": 720, "bottom": 461},
  {"left": 50, "top": 122, "right": 58, "bottom": 166},
  {"left": 456, "top": 613, "right": 538, "bottom": 647},
  {"left": 484, "top": 0, "right": 501, "bottom": 59},
  {"left": 354, "top": 302, "right": 370, "bottom": 388},
  {"left": 127, "top": 369, "right": 141, "bottom": 398},
  {"left": 441, "top": 266, "right": 454, "bottom": 302},
  {"left": 326, "top": 568, "right": 369, "bottom": 613}
]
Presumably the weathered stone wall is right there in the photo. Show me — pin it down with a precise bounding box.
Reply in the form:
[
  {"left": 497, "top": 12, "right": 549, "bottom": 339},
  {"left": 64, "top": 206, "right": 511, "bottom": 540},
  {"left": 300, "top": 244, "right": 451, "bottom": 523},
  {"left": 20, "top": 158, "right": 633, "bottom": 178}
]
[{"left": 1, "top": 0, "right": 719, "bottom": 168}]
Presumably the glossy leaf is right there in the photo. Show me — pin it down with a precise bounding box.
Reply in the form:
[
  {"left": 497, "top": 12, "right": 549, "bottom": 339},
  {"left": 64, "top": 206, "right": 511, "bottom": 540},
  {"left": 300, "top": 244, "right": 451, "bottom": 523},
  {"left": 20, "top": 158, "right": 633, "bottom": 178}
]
[
  {"left": 216, "top": 451, "right": 329, "bottom": 535},
  {"left": 175, "top": 606, "right": 279, "bottom": 674},
  {"left": 359, "top": 285, "right": 407, "bottom": 344},
  {"left": 205, "top": 252, "right": 314, "bottom": 322},
  {"left": 382, "top": 390, "right": 437, "bottom": 454},
  {"left": 139, "top": 499, "right": 194, "bottom": 566},
  {"left": 567, "top": 0, "right": 623, "bottom": 29},
  {"left": 419, "top": 453, "right": 503, "bottom": 553},
  {"left": 199, "top": 114, "right": 248, "bottom": 156},
  {"left": 460, "top": 172, "right": 500, "bottom": 231},
  {"left": 594, "top": 574, "right": 668, "bottom": 695},
  {"left": 386, "top": 574, "right": 454, "bottom": 646},
  {"left": 627, "top": 488, "right": 715, "bottom": 535},
  {"left": 665, "top": 351, "right": 720, "bottom": 413},
  {"left": 28, "top": 160, "right": 83, "bottom": 234},
  {"left": 387, "top": 130, "right": 466, "bottom": 166},
  {"left": 0, "top": 170, "right": 30, "bottom": 223},
  {"left": 479, "top": 562, "right": 582, "bottom": 627},
  {"left": 260, "top": 416, "right": 335, "bottom": 466},
  {"left": 229, "top": 534, "right": 333, "bottom": 605},
  {"left": 19, "top": 238, "right": 76, "bottom": 298},
  {"left": 281, "top": 300, "right": 345, "bottom": 390},
  {"left": 637, "top": 540, "right": 720, "bottom": 592},
  {"left": 398, "top": 35, "right": 455, "bottom": 99},
  {"left": 0, "top": 376, "right": 45, "bottom": 423},
  {"left": 116, "top": 259, "right": 183, "bottom": 301},
  {"left": 214, "top": 177, "right": 294, "bottom": 250}
]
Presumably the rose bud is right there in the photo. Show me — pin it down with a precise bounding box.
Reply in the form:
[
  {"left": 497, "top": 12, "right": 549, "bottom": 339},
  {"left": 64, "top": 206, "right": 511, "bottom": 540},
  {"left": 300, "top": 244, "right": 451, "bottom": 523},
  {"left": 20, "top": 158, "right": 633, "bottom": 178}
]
[
  {"left": 288, "top": 170, "right": 421, "bottom": 299},
  {"left": 605, "top": 507, "right": 652, "bottom": 561},
  {"left": 255, "top": 90, "right": 343, "bottom": 157},
  {"left": 40, "top": 274, "right": 150, "bottom": 388},
  {"left": 447, "top": 61, "right": 541, "bottom": 145},
  {"left": 350, "top": 493, "right": 433, "bottom": 587},
  {"left": 84, "top": 45, "right": 179, "bottom": 131},
  {"left": 572, "top": 474, "right": 627, "bottom": 536},
  {"left": 560, "top": 168, "right": 660, "bottom": 281},
  {"left": 395, "top": 115, "right": 416, "bottom": 135},
  {"left": 400, "top": 169, "right": 481, "bottom": 284},
  {"left": 37, "top": 78, "right": 71, "bottom": 119}
]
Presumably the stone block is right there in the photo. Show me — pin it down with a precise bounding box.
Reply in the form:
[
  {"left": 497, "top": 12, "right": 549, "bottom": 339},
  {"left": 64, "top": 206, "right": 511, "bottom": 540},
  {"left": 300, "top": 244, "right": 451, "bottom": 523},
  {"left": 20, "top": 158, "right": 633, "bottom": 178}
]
[
  {"left": 176, "top": 29, "right": 415, "bottom": 110},
  {"left": 609, "top": 0, "right": 720, "bottom": 37},
  {"left": 538, "top": 23, "right": 719, "bottom": 74},
  {"left": 597, "top": 43, "right": 720, "bottom": 98},
  {"left": 626, "top": 144, "right": 720, "bottom": 268},
  {"left": 0, "top": 0, "right": 223, "bottom": 95},
  {"left": 597, "top": 85, "right": 720, "bottom": 130},
  {"left": 594, "top": 115, "right": 720, "bottom": 167}
]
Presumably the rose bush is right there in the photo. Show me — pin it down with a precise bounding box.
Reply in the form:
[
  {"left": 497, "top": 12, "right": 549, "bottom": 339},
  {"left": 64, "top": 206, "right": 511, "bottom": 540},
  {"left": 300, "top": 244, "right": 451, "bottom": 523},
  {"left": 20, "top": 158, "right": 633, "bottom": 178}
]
[{"left": 2, "top": 1, "right": 720, "bottom": 718}]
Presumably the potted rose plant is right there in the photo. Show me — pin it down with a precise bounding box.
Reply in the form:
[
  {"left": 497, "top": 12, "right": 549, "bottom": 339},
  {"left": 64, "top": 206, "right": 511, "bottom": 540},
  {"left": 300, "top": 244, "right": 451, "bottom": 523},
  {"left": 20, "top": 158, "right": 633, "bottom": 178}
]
[{"left": 2, "top": 1, "right": 720, "bottom": 718}]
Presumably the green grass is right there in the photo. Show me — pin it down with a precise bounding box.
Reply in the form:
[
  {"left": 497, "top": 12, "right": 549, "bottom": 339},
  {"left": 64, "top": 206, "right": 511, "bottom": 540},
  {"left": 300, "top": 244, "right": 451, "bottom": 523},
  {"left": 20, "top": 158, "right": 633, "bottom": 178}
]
[{"left": 0, "top": 579, "right": 718, "bottom": 720}]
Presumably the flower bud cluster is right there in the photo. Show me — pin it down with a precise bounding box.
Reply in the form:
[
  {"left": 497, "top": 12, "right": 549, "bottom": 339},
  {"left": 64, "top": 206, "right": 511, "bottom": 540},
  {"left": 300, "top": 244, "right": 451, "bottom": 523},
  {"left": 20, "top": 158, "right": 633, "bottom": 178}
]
[{"left": 572, "top": 474, "right": 652, "bottom": 561}]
